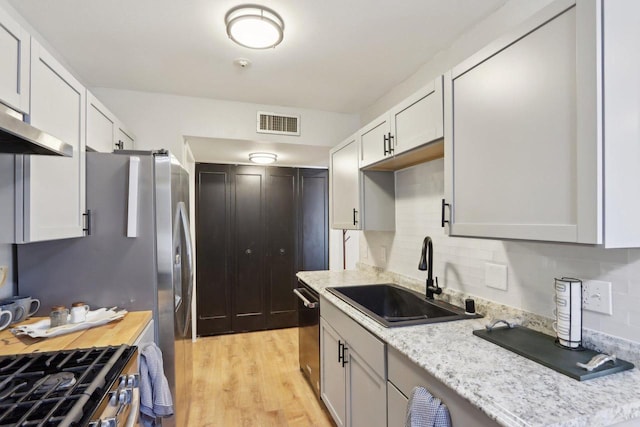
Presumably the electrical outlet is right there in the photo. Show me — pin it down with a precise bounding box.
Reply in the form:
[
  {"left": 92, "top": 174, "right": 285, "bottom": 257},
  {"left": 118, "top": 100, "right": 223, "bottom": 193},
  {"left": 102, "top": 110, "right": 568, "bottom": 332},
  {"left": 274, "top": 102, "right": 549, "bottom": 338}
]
[
  {"left": 485, "top": 262, "right": 508, "bottom": 291},
  {"left": 582, "top": 280, "right": 613, "bottom": 315},
  {"left": 0, "top": 266, "right": 7, "bottom": 287}
]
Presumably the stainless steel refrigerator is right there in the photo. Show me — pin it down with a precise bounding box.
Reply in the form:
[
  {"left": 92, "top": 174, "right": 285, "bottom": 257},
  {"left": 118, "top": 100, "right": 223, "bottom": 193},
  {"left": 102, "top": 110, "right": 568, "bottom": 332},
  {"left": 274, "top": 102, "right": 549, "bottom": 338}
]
[{"left": 17, "top": 150, "right": 193, "bottom": 427}]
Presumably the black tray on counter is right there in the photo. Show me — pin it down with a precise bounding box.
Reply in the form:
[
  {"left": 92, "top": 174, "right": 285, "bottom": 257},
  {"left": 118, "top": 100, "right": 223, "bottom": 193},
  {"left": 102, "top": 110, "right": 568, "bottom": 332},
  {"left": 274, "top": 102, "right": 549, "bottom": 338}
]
[{"left": 473, "top": 326, "right": 634, "bottom": 381}]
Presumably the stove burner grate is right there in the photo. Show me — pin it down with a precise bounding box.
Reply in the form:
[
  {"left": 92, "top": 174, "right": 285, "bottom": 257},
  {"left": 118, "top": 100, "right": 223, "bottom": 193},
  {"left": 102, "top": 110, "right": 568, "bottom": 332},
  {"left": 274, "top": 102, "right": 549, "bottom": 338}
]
[{"left": 0, "top": 345, "right": 136, "bottom": 426}]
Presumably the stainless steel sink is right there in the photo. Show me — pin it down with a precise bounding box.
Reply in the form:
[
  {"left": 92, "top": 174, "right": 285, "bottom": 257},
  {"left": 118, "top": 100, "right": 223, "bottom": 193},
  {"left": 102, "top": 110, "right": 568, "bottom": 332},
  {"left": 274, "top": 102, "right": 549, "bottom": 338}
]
[{"left": 327, "top": 283, "right": 481, "bottom": 327}]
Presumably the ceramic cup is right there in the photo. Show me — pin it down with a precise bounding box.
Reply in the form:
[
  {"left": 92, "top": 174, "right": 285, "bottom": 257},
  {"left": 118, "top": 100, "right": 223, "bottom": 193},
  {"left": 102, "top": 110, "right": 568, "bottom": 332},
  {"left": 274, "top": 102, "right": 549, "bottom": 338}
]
[
  {"left": 0, "top": 296, "right": 40, "bottom": 323},
  {"left": 70, "top": 302, "right": 90, "bottom": 324},
  {"left": 0, "top": 308, "right": 12, "bottom": 330},
  {"left": 0, "top": 301, "right": 25, "bottom": 325}
]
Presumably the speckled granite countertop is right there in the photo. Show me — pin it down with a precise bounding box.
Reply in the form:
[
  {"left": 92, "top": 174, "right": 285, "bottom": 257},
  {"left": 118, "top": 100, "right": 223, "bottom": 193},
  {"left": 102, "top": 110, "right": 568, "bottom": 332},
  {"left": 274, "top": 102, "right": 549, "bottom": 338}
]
[{"left": 297, "top": 270, "right": 640, "bottom": 427}]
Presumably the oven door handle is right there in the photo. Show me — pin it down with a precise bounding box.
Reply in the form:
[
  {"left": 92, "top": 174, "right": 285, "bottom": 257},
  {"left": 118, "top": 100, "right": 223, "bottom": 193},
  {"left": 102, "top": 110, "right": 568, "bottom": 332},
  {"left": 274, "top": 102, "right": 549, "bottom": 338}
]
[{"left": 293, "top": 288, "right": 318, "bottom": 309}]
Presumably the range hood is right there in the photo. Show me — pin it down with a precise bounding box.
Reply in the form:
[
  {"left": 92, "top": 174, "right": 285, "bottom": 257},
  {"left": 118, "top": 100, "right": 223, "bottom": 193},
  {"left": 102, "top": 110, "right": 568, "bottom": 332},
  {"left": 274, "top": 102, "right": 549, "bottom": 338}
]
[{"left": 0, "top": 104, "right": 73, "bottom": 156}]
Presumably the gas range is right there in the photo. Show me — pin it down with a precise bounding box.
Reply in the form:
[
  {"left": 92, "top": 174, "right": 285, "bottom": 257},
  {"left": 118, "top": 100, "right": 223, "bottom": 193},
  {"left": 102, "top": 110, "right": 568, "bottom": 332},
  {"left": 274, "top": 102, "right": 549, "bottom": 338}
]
[{"left": 0, "top": 345, "right": 138, "bottom": 426}]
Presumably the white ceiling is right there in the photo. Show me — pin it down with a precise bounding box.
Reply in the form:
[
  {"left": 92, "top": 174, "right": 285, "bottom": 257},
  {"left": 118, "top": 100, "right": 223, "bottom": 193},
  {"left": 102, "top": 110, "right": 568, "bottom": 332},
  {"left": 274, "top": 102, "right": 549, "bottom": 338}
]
[
  {"left": 186, "top": 136, "right": 331, "bottom": 168},
  {"left": 8, "top": 0, "right": 507, "bottom": 114}
]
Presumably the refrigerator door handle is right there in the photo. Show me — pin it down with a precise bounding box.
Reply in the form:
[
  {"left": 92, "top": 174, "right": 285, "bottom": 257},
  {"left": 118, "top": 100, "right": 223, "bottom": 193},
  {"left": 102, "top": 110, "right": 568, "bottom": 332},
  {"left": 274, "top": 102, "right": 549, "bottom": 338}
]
[{"left": 177, "top": 202, "right": 194, "bottom": 338}]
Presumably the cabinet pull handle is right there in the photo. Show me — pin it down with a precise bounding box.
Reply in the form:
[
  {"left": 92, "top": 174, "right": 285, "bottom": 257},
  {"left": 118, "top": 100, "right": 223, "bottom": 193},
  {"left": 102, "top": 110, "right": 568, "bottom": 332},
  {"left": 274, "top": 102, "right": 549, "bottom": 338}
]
[
  {"left": 115, "top": 140, "right": 124, "bottom": 150},
  {"left": 83, "top": 210, "right": 92, "bottom": 236},
  {"left": 341, "top": 344, "right": 348, "bottom": 367},
  {"left": 383, "top": 133, "right": 389, "bottom": 155},
  {"left": 338, "top": 340, "right": 343, "bottom": 363},
  {"left": 388, "top": 132, "right": 394, "bottom": 154},
  {"left": 441, "top": 199, "right": 450, "bottom": 228},
  {"left": 352, "top": 208, "right": 358, "bottom": 226}
]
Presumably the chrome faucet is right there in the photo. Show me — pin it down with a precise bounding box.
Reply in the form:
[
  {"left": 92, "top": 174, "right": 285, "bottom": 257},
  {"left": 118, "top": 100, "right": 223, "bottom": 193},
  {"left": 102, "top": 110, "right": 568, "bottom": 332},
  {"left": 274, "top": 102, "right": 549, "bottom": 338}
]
[{"left": 418, "top": 236, "right": 442, "bottom": 299}]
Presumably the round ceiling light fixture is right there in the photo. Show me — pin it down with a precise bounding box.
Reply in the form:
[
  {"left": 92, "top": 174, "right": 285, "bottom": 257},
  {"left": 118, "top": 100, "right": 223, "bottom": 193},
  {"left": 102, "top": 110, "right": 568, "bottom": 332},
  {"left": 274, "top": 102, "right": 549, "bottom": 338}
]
[
  {"left": 225, "top": 5, "right": 285, "bottom": 49},
  {"left": 249, "top": 152, "right": 277, "bottom": 164}
]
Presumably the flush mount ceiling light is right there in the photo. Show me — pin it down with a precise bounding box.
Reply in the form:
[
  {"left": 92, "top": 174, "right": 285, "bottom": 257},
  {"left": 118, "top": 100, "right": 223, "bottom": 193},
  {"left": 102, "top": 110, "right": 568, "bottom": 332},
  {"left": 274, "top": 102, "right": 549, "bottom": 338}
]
[
  {"left": 249, "top": 152, "right": 277, "bottom": 164},
  {"left": 225, "top": 5, "right": 285, "bottom": 49}
]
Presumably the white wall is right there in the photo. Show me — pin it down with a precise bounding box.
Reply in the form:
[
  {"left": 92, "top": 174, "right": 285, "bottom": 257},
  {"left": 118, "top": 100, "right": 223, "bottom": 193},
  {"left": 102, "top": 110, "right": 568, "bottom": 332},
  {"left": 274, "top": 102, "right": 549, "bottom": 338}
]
[
  {"left": 0, "top": 244, "right": 14, "bottom": 298},
  {"left": 360, "top": 160, "right": 640, "bottom": 343},
  {"left": 361, "top": 0, "right": 554, "bottom": 124},
  {"left": 93, "top": 88, "right": 360, "bottom": 165}
]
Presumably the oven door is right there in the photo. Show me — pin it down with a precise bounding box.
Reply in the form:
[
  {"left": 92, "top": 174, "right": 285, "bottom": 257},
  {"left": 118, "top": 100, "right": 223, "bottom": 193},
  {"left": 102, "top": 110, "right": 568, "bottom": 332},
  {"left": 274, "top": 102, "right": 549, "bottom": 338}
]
[{"left": 294, "top": 281, "right": 320, "bottom": 398}]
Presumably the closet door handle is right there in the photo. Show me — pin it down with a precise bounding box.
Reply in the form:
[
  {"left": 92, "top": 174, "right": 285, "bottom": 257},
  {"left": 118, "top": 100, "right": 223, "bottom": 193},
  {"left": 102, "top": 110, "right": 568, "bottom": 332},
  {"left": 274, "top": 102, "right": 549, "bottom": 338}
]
[
  {"left": 245, "top": 248, "right": 252, "bottom": 255},
  {"left": 279, "top": 248, "right": 285, "bottom": 255}
]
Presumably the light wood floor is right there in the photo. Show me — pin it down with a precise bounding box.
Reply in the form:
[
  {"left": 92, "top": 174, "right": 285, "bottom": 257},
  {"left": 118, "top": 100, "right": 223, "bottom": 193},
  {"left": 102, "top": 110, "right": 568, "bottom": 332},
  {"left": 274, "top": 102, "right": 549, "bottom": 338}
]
[{"left": 187, "top": 328, "right": 335, "bottom": 427}]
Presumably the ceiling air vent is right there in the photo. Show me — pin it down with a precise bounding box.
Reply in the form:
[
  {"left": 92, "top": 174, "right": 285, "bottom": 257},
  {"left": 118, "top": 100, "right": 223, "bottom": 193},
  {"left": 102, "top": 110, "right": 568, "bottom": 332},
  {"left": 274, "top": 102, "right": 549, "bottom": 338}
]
[{"left": 257, "top": 111, "right": 300, "bottom": 136}]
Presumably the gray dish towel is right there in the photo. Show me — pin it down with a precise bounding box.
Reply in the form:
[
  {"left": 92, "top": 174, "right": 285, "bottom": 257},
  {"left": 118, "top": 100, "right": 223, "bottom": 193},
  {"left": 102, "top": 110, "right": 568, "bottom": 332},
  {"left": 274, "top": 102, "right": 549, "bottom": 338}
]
[
  {"left": 139, "top": 342, "right": 174, "bottom": 427},
  {"left": 405, "top": 386, "right": 452, "bottom": 427}
]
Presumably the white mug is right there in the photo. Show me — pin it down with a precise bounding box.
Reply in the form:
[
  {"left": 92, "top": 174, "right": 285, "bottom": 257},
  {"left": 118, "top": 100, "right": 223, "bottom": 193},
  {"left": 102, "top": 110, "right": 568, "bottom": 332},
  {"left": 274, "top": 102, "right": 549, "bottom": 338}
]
[
  {"left": 70, "top": 303, "right": 90, "bottom": 324},
  {"left": 0, "top": 309, "right": 12, "bottom": 331}
]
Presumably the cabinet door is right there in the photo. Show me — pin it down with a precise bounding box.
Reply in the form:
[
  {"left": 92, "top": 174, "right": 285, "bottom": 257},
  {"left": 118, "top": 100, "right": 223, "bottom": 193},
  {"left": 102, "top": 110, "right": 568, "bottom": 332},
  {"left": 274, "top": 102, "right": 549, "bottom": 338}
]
[
  {"left": 0, "top": 7, "right": 29, "bottom": 113},
  {"left": 265, "top": 167, "right": 297, "bottom": 329},
  {"left": 233, "top": 165, "right": 266, "bottom": 332},
  {"left": 346, "top": 347, "right": 386, "bottom": 427},
  {"left": 330, "top": 135, "right": 361, "bottom": 230},
  {"left": 86, "top": 91, "right": 116, "bottom": 153},
  {"left": 19, "top": 39, "right": 86, "bottom": 242},
  {"left": 444, "top": 1, "right": 592, "bottom": 243},
  {"left": 320, "top": 318, "right": 346, "bottom": 427},
  {"left": 360, "top": 115, "right": 390, "bottom": 168},
  {"left": 391, "top": 76, "right": 443, "bottom": 156},
  {"left": 387, "top": 381, "right": 408, "bottom": 427},
  {"left": 116, "top": 126, "right": 135, "bottom": 150}
]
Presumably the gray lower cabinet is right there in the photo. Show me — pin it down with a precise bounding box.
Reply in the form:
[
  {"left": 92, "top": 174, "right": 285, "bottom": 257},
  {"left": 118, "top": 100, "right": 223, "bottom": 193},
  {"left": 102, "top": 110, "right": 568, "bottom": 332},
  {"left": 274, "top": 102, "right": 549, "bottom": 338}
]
[
  {"left": 320, "top": 298, "right": 386, "bottom": 427},
  {"left": 387, "top": 346, "right": 498, "bottom": 427}
]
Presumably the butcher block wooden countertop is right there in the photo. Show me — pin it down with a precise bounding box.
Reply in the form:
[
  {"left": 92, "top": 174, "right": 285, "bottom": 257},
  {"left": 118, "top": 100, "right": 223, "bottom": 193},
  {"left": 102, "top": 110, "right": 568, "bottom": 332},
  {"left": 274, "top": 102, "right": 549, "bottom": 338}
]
[{"left": 0, "top": 310, "right": 152, "bottom": 355}]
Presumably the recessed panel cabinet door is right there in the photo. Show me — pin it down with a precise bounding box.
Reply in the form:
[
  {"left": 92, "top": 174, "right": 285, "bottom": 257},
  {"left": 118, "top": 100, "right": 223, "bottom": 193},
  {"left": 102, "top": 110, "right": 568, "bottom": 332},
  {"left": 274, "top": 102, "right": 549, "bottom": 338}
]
[
  {"left": 19, "top": 39, "right": 86, "bottom": 242},
  {"left": 86, "top": 91, "right": 116, "bottom": 153},
  {"left": 360, "top": 115, "right": 390, "bottom": 168},
  {"left": 444, "top": 2, "right": 585, "bottom": 243},
  {"left": 320, "top": 318, "right": 346, "bottom": 427},
  {"left": 0, "top": 7, "right": 29, "bottom": 113},
  {"left": 330, "top": 135, "right": 361, "bottom": 230},
  {"left": 347, "top": 348, "right": 386, "bottom": 427}
]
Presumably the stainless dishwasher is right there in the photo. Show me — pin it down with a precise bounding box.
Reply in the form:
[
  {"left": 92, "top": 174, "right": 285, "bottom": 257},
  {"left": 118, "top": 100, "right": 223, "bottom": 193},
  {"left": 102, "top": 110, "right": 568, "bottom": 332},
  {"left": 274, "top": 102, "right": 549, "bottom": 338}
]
[{"left": 294, "top": 279, "right": 320, "bottom": 399}]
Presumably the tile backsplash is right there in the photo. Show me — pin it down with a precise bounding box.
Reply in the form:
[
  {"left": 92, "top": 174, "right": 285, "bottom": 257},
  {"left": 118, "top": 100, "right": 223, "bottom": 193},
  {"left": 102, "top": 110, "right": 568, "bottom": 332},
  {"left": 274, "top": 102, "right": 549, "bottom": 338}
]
[{"left": 360, "top": 159, "right": 640, "bottom": 343}]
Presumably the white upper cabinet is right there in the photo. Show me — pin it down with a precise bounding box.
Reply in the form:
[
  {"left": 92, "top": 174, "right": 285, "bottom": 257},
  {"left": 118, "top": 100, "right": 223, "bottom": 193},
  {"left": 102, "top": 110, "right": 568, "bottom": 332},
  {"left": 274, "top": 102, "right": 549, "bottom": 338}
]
[
  {"left": 18, "top": 39, "right": 86, "bottom": 242},
  {"left": 86, "top": 91, "right": 116, "bottom": 153},
  {"left": 390, "top": 76, "right": 443, "bottom": 156},
  {"left": 330, "top": 134, "right": 395, "bottom": 231},
  {"left": 360, "top": 114, "right": 391, "bottom": 168},
  {"left": 0, "top": 6, "right": 29, "bottom": 113},
  {"left": 360, "top": 76, "right": 444, "bottom": 171},
  {"left": 116, "top": 125, "right": 135, "bottom": 150},
  {"left": 331, "top": 134, "right": 361, "bottom": 229},
  {"left": 87, "top": 91, "right": 135, "bottom": 152},
  {"left": 444, "top": 0, "right": 640, "bottom": 247}
]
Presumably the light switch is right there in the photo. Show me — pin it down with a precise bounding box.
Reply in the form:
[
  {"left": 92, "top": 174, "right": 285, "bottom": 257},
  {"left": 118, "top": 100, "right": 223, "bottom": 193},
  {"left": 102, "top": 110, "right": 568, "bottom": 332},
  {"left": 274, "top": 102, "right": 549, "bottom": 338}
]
[{"left": 485, "top": 262, "right": 508, "bottom": 291}]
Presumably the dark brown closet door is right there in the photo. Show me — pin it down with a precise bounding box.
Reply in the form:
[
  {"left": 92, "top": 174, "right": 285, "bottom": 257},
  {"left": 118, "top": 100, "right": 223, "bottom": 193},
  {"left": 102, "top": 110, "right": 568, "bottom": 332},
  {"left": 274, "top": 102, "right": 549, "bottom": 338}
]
[
  {"left": 265, "top": 167, "right": 298, "bottom": 329},
  {"left": 195, "top": 164, "right": 233, "bottom": 336},
  {"left": 233, "top": 165, "right": 266, "bottom": 332},
  {"left": 299, "top": 168, "right": 329, "bottom": 271}
]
